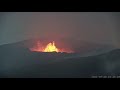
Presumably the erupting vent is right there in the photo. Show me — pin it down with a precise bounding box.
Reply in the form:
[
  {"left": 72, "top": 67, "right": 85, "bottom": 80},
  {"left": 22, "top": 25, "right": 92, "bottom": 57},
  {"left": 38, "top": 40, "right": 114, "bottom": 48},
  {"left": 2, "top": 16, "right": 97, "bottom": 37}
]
[
  {"left": 30, "top": 41, "right": 73, "bottom": 53},
  {"left": 44, "top": 41, "right": 59, "bottom": 52}
]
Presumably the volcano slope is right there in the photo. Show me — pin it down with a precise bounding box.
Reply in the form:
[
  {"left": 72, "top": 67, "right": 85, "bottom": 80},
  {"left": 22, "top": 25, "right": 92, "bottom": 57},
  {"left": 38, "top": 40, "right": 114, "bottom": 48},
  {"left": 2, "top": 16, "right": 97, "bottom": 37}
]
[{"left": 0, "top": 42, "right": 120, "bottom": 78}]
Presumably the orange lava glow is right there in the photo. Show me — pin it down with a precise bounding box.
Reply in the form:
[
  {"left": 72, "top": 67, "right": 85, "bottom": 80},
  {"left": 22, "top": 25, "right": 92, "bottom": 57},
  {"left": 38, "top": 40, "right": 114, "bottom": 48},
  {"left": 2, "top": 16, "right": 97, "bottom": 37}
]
[
  {"left": 44, "top": 41, "right": 59, "bottom": 52},
  {"left": 30, "top": 41, "right": 73, "bottom": 53}
]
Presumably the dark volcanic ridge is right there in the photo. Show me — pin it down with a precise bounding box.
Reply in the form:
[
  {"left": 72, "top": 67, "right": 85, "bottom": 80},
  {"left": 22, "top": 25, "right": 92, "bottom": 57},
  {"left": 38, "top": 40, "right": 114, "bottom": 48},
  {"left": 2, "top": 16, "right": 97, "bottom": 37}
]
[
  {"left": 0, "top": 38, "right": 116, "bottom": 56},
  {"left": 0, "top": 39, "right": 119, "bottom": 78}
]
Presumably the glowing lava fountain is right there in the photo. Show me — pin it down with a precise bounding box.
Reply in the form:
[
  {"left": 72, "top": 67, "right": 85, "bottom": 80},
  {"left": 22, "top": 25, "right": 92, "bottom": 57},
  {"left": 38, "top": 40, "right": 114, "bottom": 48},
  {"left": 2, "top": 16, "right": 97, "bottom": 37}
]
[
  {"left": 44, "top": 41, "right": 59, "bottom": 52},
  {"left": 30, "top": 41, "right": 73, "bottom": 53}
]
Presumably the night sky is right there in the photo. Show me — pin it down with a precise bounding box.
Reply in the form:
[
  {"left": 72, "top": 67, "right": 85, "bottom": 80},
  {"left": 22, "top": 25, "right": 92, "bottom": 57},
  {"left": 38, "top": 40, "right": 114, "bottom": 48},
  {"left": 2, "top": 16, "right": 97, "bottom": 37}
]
[{"left": 0, "top": 12, "right": 120, "bottom": 48}]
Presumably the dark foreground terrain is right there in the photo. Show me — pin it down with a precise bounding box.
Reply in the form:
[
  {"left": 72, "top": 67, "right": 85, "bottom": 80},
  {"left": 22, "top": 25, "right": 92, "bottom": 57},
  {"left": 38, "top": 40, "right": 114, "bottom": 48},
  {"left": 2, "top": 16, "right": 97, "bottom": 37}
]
[{"left": 0, "top": 42, "right": 120, "bottom": 78}]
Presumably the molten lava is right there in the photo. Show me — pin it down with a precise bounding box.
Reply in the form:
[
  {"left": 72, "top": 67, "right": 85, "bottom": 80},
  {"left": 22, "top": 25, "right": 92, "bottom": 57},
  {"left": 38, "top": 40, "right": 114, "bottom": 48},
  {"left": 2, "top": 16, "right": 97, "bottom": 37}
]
[
  {"left": 44, "top": 41, "right": 59, "bottom": 52},
  {"left": 30, "top": 41, "right": 73, "bottom": 53}
]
